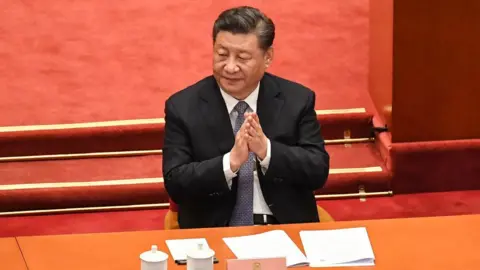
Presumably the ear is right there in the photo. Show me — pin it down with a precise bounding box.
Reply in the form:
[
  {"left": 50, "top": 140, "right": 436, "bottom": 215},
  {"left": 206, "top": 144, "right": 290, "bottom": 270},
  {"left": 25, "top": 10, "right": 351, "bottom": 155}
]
[{"left": 264, "top": 47, "right": 274, "bottom": 68}]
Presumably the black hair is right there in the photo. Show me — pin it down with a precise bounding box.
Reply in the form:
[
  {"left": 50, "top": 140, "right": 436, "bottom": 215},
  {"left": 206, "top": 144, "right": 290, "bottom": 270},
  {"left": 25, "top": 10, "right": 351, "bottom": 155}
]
[{"left": 213, "top": 6, "right": 275, "bottom": 51}]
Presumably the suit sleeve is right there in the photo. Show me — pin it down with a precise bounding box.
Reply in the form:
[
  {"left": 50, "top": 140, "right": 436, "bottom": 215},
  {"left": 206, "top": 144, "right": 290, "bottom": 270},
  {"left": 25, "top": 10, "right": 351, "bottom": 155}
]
[
  {"left": 266, "top": 91, "right": 330, "bottom": 190},
  {"left": 162, "top": 98, "right": 231, "bottom": 204}
]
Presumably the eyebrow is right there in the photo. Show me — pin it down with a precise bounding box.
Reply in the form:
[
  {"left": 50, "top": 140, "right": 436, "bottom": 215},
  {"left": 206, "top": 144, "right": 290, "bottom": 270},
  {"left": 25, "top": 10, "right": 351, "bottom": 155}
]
[{"left": 216, "top": 43, "right": 253, "bottom": 52}]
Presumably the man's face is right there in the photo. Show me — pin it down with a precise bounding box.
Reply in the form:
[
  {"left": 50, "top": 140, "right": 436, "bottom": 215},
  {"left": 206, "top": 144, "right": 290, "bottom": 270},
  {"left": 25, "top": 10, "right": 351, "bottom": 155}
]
[{"left": 213, "top": 31, "right": 272, "bottom": 98}]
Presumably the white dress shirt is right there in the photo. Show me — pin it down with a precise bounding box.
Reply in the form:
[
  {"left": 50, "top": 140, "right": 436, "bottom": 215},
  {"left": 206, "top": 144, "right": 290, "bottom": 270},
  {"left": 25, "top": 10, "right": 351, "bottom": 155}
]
[{"left": 219, "top": 84, "right": 273, "bottom": 215}]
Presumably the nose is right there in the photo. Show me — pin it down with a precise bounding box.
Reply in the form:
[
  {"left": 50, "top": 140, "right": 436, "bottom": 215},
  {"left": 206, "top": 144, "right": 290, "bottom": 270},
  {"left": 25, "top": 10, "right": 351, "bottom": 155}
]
[{"left": 224, "top": 57, "right": 239, "bottom": 73}]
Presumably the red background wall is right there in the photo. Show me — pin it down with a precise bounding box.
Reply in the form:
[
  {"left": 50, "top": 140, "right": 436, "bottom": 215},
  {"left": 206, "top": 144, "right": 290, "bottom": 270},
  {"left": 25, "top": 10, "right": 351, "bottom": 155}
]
[{"left": 0, "top": 0, "right": 370, "bottom": 125}]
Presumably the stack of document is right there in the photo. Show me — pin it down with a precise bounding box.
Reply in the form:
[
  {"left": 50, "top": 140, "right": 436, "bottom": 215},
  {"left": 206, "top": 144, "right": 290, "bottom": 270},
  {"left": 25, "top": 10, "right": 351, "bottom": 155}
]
[
  {"left": 300, "top": 227, "right": 375, "bottom": 267},
  {"left": 165, "top": 238, "right": 210, "bottom": 261},
  {"left": 222, "top": 227, "right": 375, "bottom": 268},
  {"left": 223, "top": 230, "right": 309, "bottom": 267}
]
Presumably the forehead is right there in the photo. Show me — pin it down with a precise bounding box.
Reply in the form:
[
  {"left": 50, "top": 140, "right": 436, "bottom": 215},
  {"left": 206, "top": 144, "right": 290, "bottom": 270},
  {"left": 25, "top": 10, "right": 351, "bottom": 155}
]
[{"left": 214, "top": 31, "right": 260, "bottom": 52}]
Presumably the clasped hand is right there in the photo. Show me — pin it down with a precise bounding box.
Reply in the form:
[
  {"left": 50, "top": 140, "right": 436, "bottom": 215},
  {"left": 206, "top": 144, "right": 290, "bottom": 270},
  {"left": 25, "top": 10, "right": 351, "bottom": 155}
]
[{"left": 230, "top": 112, "right": 268, "bottom": 172}]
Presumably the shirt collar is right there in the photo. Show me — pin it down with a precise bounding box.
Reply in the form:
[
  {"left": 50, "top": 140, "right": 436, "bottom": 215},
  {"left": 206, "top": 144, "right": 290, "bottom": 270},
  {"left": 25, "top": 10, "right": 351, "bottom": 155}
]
[{"left": 219, "top": 83, "right": 260, "bottom": 113}]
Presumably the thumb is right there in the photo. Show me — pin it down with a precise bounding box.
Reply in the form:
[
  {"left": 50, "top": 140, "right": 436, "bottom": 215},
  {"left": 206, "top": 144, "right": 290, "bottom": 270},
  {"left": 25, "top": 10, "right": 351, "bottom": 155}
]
[
  {"left": 238, "top": 131, "right": 248, "bottom": 146},
  {"left": 253, "top": 113, "right": 260, "bottom": 123}
]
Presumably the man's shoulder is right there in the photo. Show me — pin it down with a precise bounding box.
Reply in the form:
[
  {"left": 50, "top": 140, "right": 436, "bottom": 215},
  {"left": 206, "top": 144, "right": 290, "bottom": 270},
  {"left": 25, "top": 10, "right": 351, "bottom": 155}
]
[
  {"left": 166, "top": 75, "right": 215, "bottom": 105},
  {"left": 264, "top": 73, "right": 314, "bottom": 99}
]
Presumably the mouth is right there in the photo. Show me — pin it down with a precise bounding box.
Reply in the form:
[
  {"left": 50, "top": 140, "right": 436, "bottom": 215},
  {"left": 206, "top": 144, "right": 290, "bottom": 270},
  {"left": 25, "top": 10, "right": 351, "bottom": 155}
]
[{"left": 223, "top": 76, "right": 242, "bottom": 81}]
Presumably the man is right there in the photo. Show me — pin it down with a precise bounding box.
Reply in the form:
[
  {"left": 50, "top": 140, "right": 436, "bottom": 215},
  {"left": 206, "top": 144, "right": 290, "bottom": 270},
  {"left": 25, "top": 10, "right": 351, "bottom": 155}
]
[{"left": 163, "top": 6, "right": 330, "bottom": 228}]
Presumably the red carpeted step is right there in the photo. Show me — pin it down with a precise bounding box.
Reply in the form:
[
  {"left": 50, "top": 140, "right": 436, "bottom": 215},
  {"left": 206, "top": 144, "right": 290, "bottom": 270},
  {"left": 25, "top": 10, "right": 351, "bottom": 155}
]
[
  {"left": 372, "top": 115, "right": 480, "bottom": 194},
  {"left": 0, "top": 155, "right": 165, "bottom": 212},
  {"left": 0, "top": 209, "right": 168, "bottom": 238},
  {"left": 317, "top": 111, "right": 372, "bottom": 140},
  {"left": 2, "top": 190, "right": 480, "bottom": 237},
  {"left": 318, "top": 142, "right": 391, "bottom": 195},
  {"left": 0, "top": 155, "right": 163, "bottom": 212},
  {"left": 0, "top": 155, "right": 163, "bottom": 185},
  {"left": 0, "top": 142, "right": 389, "bottom": 212},
  {"left": 390, "top": 138, "right": 480, "bottom": 194},
  {"left": 0, "top": 110, "right": 373, "bottom": 157},
  {"left": 318, "top": 190, "right": 480, "bottom": 221}
]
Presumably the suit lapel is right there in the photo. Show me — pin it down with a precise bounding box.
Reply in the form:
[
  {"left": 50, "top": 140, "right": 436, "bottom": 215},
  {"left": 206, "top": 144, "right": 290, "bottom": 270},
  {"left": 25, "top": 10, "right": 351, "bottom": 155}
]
[
  {"left": 257, "top": 74, "right": 284, "bottom": 137},
  {"left": 199, "top": 77, "right": 235, "bottom": 155}
]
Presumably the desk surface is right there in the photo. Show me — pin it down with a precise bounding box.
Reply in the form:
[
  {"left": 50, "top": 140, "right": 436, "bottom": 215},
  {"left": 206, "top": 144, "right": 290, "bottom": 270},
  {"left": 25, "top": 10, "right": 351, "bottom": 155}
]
[
  {"left": 0, "top": 237, "right": 28, "bottom": 270},
  {"left": 16, "top": 214, "right": 480, "bottom": 270}
]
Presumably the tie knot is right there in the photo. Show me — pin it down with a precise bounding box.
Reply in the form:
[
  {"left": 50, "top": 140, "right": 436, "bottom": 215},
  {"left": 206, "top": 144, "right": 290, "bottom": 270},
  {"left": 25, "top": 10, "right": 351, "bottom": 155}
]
[{"left": 234, "top": 101, "right": 249, "bottom": 114}]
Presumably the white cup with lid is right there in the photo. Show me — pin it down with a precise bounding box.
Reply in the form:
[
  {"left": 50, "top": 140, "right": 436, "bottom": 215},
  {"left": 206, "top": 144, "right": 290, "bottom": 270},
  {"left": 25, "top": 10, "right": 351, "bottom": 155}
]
[
  {"left": 140, "top": 245, "right": 168, "bottom": 270},
  {"left": 186, "top": 243, "right": 215, "bottom": 270}
]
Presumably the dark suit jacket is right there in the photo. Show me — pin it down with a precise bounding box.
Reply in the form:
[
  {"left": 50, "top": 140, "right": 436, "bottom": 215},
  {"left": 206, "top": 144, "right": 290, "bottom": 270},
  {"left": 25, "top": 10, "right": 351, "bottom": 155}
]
[{"left": 162, "top": 73, "right": 330, "bottom": 228}]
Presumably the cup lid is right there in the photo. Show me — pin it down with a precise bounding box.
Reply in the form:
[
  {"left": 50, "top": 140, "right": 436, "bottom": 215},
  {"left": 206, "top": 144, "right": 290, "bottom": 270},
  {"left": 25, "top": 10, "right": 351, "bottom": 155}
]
[
  {"left": 187, "top": 243, "right": 215, "bottom": 259},
  {"left": 140, "top": 245, "right": 168, "bottom": 263}
]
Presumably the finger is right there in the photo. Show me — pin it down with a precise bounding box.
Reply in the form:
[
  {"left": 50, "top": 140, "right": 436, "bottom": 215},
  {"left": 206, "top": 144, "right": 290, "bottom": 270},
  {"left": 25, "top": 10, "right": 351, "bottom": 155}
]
[
  {"left": 239, "top": 120, "right": 249, "bottom": 132},
  {"left": 238, "top": 130, "right": 248, "bottom": 145},
  {"left": 242, "top": 122, "right": 249, "bottom": 134},
  {"left": 245, "top": 114, "right": 254, "bottom": 124},
  {"left": 237, "top": 123, "right": 248, "bottom": 140},
  {"left": 254, "top": 114, "right": 262, "bottom": 129},
  {"left": 243, "top": 129, "right": 253, "bottom": 142},
  {"left": 249, "top": 112, "right": 259, "bottom": 122},
  {"left": 250, "top": 117, "right": 261, "bottom": 132},
  {"left": 247, "top": 113, "right": 261, "bottom": 128},
  {"left": 247, "top": 126, "right": 257, "bottom": 137},
  {"left": 235, "top": 130, "right": 243, "bottom": 143},
  {"left": 244, "top": 121, "right": 252, "bottom": 132}
]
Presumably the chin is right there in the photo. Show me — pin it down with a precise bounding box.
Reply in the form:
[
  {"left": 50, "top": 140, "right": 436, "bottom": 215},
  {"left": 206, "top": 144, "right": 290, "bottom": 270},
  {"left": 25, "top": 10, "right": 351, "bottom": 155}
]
[
  {"left": 221, "top": 86, "right": 243, "bottom": 96},
  {"left": 220, "top": 79, "right": 244, "bottom": 92}
]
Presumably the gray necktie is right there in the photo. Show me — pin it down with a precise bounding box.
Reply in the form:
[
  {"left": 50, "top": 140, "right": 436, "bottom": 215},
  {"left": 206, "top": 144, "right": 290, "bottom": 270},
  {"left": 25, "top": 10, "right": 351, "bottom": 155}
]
[{"left": 229, "top": 101, "right": 254, "bottom": 226}]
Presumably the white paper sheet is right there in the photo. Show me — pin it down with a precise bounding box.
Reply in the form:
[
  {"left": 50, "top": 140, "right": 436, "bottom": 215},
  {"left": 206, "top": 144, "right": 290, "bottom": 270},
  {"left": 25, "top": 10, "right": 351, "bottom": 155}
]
[
  {"left": 165, "top": 238, "right": 210, "bottom": 261},
  {"left": 223, "top": 230, "right": 309, "bottom": 267},
  {"left": 300, "top": 227, "right": 375, "bottom": 267}
]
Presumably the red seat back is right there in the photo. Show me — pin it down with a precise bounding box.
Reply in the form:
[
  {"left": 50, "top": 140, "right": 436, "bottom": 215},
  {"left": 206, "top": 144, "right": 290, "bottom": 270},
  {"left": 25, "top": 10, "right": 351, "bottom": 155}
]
[{"left": 169, "top": 198, "right": 179, "bottom": 212}]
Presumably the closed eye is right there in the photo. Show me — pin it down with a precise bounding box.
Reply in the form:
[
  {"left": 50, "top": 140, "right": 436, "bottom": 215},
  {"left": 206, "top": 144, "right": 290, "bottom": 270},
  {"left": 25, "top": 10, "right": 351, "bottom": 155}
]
[
  {"left": 238, "top": 54, "right": 251, "bottom": 60},
  {"left": 216, "top": 49, "right": 228, "bottom": 56}
]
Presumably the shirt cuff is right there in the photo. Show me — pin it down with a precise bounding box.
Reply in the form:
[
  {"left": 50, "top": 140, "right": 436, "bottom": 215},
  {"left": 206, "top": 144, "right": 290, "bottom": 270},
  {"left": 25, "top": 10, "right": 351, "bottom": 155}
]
[
  {"left": 223, "top": 152, "right": 237, "bottom": 189},
  {"left": 258, "top": 138, "right": 271, "bottom": 172}
]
